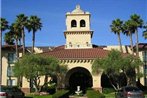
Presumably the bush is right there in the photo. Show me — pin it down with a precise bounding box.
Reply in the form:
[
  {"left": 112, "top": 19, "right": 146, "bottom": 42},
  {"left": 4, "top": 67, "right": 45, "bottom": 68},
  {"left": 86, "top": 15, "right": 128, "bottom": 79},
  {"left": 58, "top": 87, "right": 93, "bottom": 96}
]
[
  {"left": 86, "top": 89, "right": 105, "bottom": 98},
  {"left": 42, "top": 86, "right": 56, "bottom": 94},
  {"left": 102, "top": 88, "right": 115, "bottom": 94},
  {"left": 52, "top": 90, "right": 69, "bottom": 98}
]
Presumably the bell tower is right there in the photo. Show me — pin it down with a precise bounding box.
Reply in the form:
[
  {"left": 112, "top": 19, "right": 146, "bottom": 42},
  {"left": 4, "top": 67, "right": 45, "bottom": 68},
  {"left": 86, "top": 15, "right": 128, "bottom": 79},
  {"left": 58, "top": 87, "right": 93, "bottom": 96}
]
[{"left": 64, "top": 5, "right": 93, "bottom": 49}]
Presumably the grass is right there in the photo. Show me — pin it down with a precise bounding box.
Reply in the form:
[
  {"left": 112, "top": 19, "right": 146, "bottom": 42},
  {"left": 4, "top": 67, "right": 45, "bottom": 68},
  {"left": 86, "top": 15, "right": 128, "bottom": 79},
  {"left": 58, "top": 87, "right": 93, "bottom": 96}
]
[
  {"left": 105, "top": 93, "right": 147, "bottom": 98},
  {"left": 25, "top": 95, "right": 52, "bottom": 98},
  {"left": 104, "top": 93, "right": 115, "bottom": 98},
  {"left": 25, "top": 92, "right": 147, "bottom": 98}
]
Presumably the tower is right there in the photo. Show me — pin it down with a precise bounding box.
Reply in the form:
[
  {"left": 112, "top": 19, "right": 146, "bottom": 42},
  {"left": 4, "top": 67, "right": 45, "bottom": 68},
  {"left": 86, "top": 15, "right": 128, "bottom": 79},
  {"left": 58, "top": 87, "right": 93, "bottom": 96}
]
[{"left": 64, "top": 5, "right": 93, "bottom": 49}]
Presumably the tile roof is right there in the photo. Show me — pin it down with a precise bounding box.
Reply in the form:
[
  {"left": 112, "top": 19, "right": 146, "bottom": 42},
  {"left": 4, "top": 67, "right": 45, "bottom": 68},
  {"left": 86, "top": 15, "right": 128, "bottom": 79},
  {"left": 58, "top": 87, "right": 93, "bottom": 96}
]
[
  {"left": 26, "top": 46, "right": 54, "bottom": 52},
  {"left": 40, "top": 45, "right": 110, "bottom": 60},
  {"left": 2, "top": 45, "right": 23, "bottom": 51},
  {"left": 133, "top": 43, "right": 147, "bottom": 50},
  {"left": 138, "top": 43, "right": 147, "bottom": 49}
]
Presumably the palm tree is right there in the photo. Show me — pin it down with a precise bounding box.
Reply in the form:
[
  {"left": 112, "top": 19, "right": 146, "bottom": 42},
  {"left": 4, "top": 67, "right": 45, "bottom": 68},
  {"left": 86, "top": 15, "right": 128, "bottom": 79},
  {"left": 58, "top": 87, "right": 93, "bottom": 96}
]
[
  {"left": 11, "top": 23, "right": 22, "bottom": 59},
  {"left": 4, "top": 31, "right": 15, "bottom": 45},
  {"left": 0, "top": 18, "right": 9, "bottom": 84},
  {"left": 16, "top": 14, "right": 28, "bottom": 55},
  {"left": 0, "top": 18, "right": 9, "bottom": 45},
  {"left": 123, "top": 20, "right": 135, "bottom": 55},
  {"left": 27, "top": 16, "right": 42, "bottom": 53},
  {"left": 143, "top": 23, "right": 147, "bottom": 39},
  {"left": 130, "top": 14, "right": 143, "bottom": 56},
  {"left": 110, "top": 19, "right": 123, "bottom": 52}
]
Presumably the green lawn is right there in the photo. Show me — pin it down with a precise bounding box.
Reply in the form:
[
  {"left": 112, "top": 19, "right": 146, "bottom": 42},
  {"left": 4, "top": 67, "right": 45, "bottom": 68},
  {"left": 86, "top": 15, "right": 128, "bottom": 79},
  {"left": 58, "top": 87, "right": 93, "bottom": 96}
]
[
  {"left": 25, "top": 93, "right": 147, "bottom": 98},
  {"left": 104, "top": 93, "right": 115, "bottom": 98},
  {"left": 105, "top": 93, "right": 147, "bottom": 98},
  {"left": 25, "top": 95, "right": 52, "bottom": 98}
]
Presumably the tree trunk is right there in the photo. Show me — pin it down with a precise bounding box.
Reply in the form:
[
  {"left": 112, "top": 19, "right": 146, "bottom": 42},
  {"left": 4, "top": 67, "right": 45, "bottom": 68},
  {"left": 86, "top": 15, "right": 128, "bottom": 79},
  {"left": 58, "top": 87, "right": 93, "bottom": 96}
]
[
  {"left": 44, "top": 75, "right": 48, "bottom": 85},
  {"left": 135, "top": 29, "right": 140, "bottom": 82},
  {"left": 33, "top": 79, "right": 40, "bottom": 93},
  {"left": 15, "top": 37, "right": 21, "bottom": 87},
  {"left": 32, "top": 30, "right": 35, "bottom": 53},
  {"left": 135, "top": 29, "right": 139, "bottom": 57},
  {"left": 22, "top": 28, "right": 25, "bottom": 55},
  {"left": 117, "top": 33, "right": 123, "bottom": 53},
  {"left": 129, "top": 33, "right": 134, "bottom": 55},
  {"left": 15, "top": 37, "right": 19, "bottom": 60},
  {"left": 106, "top": 74, "right": 118, "bottom": 90}
]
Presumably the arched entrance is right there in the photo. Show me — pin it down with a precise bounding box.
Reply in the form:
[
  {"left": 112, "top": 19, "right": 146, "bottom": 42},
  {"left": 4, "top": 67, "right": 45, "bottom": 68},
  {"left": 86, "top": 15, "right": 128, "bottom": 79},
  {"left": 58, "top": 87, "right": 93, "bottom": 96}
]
[{"left": 65, "top": 67, "right": 93, "bottom": 93}]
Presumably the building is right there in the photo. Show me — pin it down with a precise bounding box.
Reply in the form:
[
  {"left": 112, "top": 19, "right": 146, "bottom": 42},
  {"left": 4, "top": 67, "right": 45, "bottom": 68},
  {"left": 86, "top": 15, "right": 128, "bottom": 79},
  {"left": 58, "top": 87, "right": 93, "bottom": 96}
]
[{"left": 1, "top": 5, "right": 147, "bottom": 93}]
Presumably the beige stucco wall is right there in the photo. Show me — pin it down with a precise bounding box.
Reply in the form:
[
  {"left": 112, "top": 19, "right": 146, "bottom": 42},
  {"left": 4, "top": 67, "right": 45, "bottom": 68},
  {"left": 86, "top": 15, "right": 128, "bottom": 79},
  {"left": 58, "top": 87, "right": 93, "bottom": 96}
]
[
  {"left": 63, "top": 60, "right": 102, "bottom": 89},
  {"left": 2, "top": 54, "right": 8, "bottom": 85},
  {"left": 66, "top": 14, "right": 90, "bottom": 31},
  {"left": 2, "top": 51, "right": 18, "bottom": 86},
  {"left": 65, "top": 33, "right": 92, "bottom": 49},
  {"left": 139, "top": 51, "right": 145, "bottom": 85},
  {"left": 34, "top": 47, "right": 43, "bottom": 53},
  {"left": 22, "top": 76, "right": 51, "bottom": 88},
  {"left": 104, "top": 45, "right": 132, "bottom": 54},
  {"left": 2, "top": 45, "right": 146, "bottom": 90}
]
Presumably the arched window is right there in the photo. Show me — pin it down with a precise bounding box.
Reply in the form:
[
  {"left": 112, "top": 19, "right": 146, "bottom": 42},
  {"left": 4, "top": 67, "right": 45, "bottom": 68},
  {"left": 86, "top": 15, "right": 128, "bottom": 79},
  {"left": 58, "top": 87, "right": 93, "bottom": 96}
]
[
  {"left": 80, "top": 20, "right": 86, "bottom": 27},
  {"left": 71, "top": 20, "right": 77, "bottom": 27}
]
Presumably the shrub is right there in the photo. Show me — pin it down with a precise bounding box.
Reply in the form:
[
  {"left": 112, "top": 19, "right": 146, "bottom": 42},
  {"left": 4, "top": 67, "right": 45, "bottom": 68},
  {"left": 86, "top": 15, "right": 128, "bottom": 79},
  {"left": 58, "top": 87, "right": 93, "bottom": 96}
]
[
  {"left": 41, "top": 84, "right": 56, "bottom": 94},
  {"left": 86, "top": 89, "right": 105, "bottom": 98},
  {"left": 102, "top": 88, "right": 115, "bottom": 94},
  {"left": 52, "top": 90, "right": 69, "bottom": 98}
]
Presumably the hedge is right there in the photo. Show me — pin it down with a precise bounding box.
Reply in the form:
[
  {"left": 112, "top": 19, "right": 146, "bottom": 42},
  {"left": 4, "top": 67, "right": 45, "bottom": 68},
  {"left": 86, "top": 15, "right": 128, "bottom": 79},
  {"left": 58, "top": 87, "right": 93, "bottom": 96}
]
[
  {"left": 52, "top": 90, "right": 69, "bottom": 98},
  {"left": 102, "top": 88, "right": 115, "bottom": 94},
  {"left": 86, "top": 89, "right": 105, "bottom": 98}
]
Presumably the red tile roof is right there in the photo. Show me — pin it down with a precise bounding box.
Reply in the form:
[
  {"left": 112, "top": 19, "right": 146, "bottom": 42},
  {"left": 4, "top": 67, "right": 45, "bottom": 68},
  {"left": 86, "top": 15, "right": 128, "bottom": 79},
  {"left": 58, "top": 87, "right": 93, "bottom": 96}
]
[
  {"left": 2, "top": 45, "right": 23, "bottom": 51},
  {"left": 40, "top": 45, "right": 110, "bottom": 60},
  {"left": 133, "top": 43, "right": 147, "bottom": 50},
  {"left": 138, "top": 43, "right": 147, "bottom": 49}
]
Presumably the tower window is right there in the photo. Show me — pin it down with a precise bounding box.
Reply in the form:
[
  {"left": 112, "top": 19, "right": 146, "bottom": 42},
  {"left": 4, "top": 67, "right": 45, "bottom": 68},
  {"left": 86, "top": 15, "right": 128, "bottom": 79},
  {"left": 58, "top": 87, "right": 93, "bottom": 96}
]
[
  {"left": 69, "top": 42, "right": 72, "bottom": 47},
  {"left": 80, "top": 20, "right": 86, "bottom": 27},
  {"left": 86, "top": 42, "right": 89, "bottom": 46},
  {"left": 71, "top": 20, "right": 77, "bottom": 27}
]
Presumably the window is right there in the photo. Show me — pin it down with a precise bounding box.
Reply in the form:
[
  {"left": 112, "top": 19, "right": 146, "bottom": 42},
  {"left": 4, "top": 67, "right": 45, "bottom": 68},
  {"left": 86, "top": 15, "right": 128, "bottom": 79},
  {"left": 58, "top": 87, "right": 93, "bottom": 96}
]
[
  {"left": 7, "top": 66, "right": 14, "bottom": 77},
  {"left": 7, "top": 79, "right": 16, "bottom": 86},
  {"left": 69, "top": 42, "right": 72, "bottom": 47},
  {"left": 8, "top": 53, "right": 16, "bottom": 63},
  {"left": 71, "top": 20, "right": 77, "bottom": 27},
  {"left": 86, "top": 42, "right": 89, "bottom": 46},
  {"left": 143, "top": 51, "right": 147, "bottom": 62},
  {"left": 80, "top": 20, "right": 86, "bottom": 27}
]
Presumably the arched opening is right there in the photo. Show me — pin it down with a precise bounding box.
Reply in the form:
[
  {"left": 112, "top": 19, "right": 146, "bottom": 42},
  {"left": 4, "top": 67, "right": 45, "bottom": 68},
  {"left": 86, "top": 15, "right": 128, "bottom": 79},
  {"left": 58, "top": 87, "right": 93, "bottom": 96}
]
[
  {"left": 80, "top": 20, "right": 86, "bottom": 27},
  {"left": 71, "top": 20, "right": 77, "bottom": 27},
  {"left": 101, "top": 72, "right": 127, "bottom": 88},
  {"left": 65, "top": 67, "right": 93, "bottom": 93}
]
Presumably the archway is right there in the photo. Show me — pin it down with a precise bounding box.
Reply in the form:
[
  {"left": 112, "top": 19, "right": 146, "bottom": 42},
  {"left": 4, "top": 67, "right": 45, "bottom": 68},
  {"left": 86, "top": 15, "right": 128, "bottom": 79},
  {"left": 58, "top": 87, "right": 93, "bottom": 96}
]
[{"left": 65, "top": 67, "right": 93, "bottom": 93}]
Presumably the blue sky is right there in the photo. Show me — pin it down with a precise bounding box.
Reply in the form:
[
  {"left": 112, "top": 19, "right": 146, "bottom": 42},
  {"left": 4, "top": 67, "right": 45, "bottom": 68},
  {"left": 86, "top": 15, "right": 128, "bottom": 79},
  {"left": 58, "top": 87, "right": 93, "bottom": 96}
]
[{"left": 1, "top": 0, "right": 147, "bottom": 46}]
